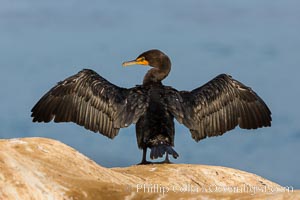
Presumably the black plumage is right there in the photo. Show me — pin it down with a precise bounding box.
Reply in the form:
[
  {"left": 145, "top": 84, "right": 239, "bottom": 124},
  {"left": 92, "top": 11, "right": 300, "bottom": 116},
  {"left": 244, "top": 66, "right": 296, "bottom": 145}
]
[{"left": 31, "top": 49, "right": 272, "bottom": 164}]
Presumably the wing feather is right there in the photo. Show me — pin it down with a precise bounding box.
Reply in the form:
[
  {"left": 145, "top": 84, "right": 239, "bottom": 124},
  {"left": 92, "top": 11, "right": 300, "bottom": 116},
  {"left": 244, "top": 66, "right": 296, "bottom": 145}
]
[
  {"left": 166, "top": 74, "right": 271, "bottom": 142},
  {"left": 31, "top": 69, "right": 148, "bottom": 138}
]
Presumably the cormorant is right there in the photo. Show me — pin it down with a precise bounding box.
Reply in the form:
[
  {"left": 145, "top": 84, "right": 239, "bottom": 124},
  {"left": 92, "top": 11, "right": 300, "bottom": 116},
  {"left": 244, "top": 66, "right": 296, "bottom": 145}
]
[{"left": 31, "top": 49, "right": 272, "bottom": 164}]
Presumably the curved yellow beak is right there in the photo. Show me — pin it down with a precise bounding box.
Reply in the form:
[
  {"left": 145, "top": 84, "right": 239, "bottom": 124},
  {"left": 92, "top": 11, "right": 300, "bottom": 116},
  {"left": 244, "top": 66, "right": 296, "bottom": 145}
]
[{"left": 122, "top": 58, "right": 149, "bottom": 67}]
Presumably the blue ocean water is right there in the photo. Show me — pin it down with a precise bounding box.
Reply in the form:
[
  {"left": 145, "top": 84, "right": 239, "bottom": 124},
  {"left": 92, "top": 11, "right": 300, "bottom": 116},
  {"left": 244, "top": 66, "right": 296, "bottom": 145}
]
[{"left": 1, "top": 0, "right": 299, "bottom": 188}]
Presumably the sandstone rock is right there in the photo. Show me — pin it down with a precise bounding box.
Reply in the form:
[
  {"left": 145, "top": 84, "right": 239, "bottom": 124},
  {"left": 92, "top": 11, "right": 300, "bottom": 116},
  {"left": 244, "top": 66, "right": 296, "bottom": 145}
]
[{"left": 0, "top": 137, "right": 298, "bottom": 199}]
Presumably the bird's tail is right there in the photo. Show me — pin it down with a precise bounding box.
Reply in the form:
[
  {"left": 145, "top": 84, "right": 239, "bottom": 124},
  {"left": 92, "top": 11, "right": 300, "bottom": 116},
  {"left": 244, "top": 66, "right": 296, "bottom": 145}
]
[
  {"left": 150, "top": 135, "right": 179, "bottom": 159},
  {"left": 150, "top": 144, "right": 179, "bottom": 160}
]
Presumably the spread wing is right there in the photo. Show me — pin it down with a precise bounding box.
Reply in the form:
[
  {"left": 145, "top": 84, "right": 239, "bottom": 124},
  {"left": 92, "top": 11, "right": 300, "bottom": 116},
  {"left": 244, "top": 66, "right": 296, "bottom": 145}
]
[
  {"left": 166, "top": 74, "right": 272, "bottom": 142},
  {"left": 31, "top": 69, "right": 148, "bottom": 139}
]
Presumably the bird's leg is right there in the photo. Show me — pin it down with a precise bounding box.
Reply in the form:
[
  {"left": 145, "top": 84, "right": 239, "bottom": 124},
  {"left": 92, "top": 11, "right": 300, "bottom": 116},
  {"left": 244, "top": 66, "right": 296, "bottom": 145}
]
[
  {"left": 137, "top": 147, "right": 152, "bottom": 165},
  {"left": 161, "top": 153, "right": 172, "bottom": 164}
]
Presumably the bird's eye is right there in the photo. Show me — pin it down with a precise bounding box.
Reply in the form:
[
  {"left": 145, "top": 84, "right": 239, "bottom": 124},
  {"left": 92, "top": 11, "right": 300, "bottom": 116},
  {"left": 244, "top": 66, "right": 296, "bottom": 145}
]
[{"left": 138, "top": 57, "right": 145, "bottom": 62}]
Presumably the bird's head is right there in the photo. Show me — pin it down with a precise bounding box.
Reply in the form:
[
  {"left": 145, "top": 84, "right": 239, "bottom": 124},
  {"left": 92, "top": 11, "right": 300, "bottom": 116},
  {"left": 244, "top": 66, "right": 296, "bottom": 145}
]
[{"left": 122, "top": 49, "right": 171, "bottom": 69}]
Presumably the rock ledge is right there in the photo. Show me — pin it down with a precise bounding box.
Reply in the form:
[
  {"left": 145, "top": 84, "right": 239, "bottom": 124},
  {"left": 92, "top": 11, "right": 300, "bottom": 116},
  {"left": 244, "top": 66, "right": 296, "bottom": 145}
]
[{"left": 0, "top": 137, "right": 298, "bottom": 199}]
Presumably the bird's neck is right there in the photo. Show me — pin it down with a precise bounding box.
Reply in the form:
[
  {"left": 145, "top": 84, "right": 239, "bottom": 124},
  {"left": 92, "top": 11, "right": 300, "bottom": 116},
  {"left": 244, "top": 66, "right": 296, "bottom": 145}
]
[{"left": 143, "top": 66, "right": 171, "bottom": 85}]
